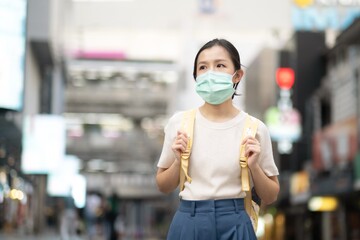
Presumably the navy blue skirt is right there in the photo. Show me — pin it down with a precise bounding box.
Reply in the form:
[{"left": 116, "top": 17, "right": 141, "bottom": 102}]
[{"left": 167, "top": 198, "right": 257, "bottom": 240}]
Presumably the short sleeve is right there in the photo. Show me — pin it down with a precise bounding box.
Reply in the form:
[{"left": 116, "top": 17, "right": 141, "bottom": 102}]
[
  {"left": 256, "top": 120, "right": 279, "bottom": 177},
  {"left": 157, "top": 111, "right": 183, "bottom": 169}
]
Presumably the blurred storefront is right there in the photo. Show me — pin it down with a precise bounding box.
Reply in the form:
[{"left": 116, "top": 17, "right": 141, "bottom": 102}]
[
  {"left": 295, "top": 21, "right": 359, "bottom": 240},
  {"left": 246, "top": 13, "right": 360, "bottom": 239},
  {"left": 0, "top": 0, "right": 33, "bottom": 234},
  {"left": 278, "top": 18, "right": 360, "bottom": 240},
  {"left": 0, "top": 116, "right": 33, "bottom": 234},
  {"left": 309, "top": 17, "right": 360, "bottom": 240},
  {"left": 0, "top": 0, "right": 68, "bottom": 235}
]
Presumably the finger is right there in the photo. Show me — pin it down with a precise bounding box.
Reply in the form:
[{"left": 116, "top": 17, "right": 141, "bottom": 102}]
[
  {"left": 172, "top": 143, "right": 186, "bottom": 154},
  {"left": 177, "top": 130, "right": 188, "bottom": 139},
  {"left": 246, "top": 142, "right": 260, "bottom": 150},
  {"left": 179, "top": 134, "right": 189, "bottom": 142},
  {"left": 245, "top": 145, "right": 260, "bottom": 157},
  {"left": 174, "top": 138, "right": 186, "bottom": 149},
  {"left": 246, "top": 140, "right": 258, "bottom": 147},
  {"left": 242, "top": 137, "right": 259, "bottom": 146},
  {"left": 176, "top": 137, "right": 188, "bottom": 149},
  {"left": 242, "top": 136, "right": 256, "bottom": 145},
  {"left": 241, "top": 136, "right": 250, "bottom": 145}
]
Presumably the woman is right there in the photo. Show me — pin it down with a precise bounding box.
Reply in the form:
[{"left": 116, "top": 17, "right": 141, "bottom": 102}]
[{"left": 156, "top": 38, "right": 279, "bottom": 240}]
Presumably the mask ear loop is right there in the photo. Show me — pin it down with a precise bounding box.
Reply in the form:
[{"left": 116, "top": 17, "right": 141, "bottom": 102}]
[
  {"left": 232, "top": 66, "right": 244, "bottom": 98},
  {"left": 232, "top": 74, "right": 240, "bottom": 98},
  {"left": 232, "top": 82, "right": 240, "bottom": 99}
]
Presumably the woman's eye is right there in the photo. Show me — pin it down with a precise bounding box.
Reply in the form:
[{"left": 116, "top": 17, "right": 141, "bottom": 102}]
[
  {"left": 217, "top": 64, "right": 225, "bottom": 68},
  {"left": 199, "top": 66, "right": 206, "bottom": 70}
]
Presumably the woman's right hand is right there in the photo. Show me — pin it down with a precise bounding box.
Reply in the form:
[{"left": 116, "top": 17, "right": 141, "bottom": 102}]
[
  {"left": 171, "top": 130, "right": 189, "bottom": 163},
  {"left": 157, "top": 130, "right": 188, "bottom": 193}
]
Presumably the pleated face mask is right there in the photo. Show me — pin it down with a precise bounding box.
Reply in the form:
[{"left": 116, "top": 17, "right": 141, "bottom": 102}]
[{"left": 195, "top": 70, "right": 236, "bottom": 105}]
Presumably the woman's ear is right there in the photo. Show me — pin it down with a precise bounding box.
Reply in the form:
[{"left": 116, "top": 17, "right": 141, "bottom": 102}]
[{"left": 234, "top": 69, "right": 244, "bottom": 83}]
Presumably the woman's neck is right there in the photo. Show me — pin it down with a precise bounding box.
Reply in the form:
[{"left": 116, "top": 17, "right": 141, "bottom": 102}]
[{"left": 199, "top": 100, "right": 240, "bottom": 122}]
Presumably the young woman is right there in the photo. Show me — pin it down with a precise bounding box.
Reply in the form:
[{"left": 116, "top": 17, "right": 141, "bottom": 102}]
[{"left": 156, "top": 39, "right": 279, "bottom": 240}]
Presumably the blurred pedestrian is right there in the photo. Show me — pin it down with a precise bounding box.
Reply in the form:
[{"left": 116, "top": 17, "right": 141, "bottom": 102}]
[
  {"left": 60, "top": 197, "right": 78, "bottom": 240},
  {"left": 156, "top": 38, "right": 280, "bottom": 240}
]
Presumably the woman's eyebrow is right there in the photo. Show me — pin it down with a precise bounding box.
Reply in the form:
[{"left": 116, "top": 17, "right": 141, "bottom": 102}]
[
  {"left": 214, "top": 58, "right": 228, "bottom": 62},
  {"left": 197, "top": 60, "right": 208, "bottom": 65},
  {"left": 197, "top": 59, "right": 228, "bottom": 65}
]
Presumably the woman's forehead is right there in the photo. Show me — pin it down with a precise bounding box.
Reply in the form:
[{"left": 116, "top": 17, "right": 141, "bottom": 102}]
[{"left": 197, "top": 45, "right": 231, "bottom": 63}]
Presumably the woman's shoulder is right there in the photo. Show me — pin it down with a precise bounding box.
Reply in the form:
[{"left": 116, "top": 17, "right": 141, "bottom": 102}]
[
  {"left": 244, "top": 113, "right": 269, "bottom": 134},
  {"left": 165, "top": 109, "right": 194, "bottom": 128},
  {"left": 168, "top": 110, "right": 189, "bottom": 123}
]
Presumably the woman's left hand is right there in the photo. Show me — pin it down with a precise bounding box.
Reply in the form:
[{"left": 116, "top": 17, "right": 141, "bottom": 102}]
[{"left": 241, "top": 136, "right": 261, "bottom": 169}]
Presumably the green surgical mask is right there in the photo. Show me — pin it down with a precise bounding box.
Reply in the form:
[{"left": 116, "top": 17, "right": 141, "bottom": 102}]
[{"left": 195, "top": 70, "right": 236, "bottom": 105}]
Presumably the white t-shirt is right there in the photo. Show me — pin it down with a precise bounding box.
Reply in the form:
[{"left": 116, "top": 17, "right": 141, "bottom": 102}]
[{"left": 157, "top": 109, "right": 279, "bottom": 200}]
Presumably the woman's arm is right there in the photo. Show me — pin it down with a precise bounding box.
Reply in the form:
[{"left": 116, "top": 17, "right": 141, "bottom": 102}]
[
  {"left": 156, "top": 161, "right": 180, "bottom": 194},
  {"left": 249, "top": 164, "right": 279, "bottom": 205},
  {"left": 243, "top": 135, "right": 280, "bottom": 205},
  {"left": 156, "top": 130, "right": 188, "bottom": 194}
]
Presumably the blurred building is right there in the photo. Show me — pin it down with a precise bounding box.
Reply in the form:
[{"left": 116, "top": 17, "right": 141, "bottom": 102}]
[
  {"left": 245, "top": 48, "right": 279, "bottom": 120},
  {"left": 246, "top": 18, "right": 360, "bottom": 240},
  {"left": 308, "top": 18, "right": 360, "bottom": 240},
  {"left": 64, "top": 58, "right": 179, "bottom": 238}
]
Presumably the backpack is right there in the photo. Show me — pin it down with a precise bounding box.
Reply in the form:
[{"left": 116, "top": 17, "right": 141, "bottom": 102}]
[{"left": 178, "top": 109, "right": 260, "bottom": 232}]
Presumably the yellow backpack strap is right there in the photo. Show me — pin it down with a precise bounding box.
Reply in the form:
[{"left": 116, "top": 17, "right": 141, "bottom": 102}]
[
  {"left": 239, "top": 114, "right": 258, "bottom": 191},
  {"left": 179, "top": 109, "right": 196, "bottom": 191},
  {"left": 239, "top": 115, "right": 258, "bottom": 218}
]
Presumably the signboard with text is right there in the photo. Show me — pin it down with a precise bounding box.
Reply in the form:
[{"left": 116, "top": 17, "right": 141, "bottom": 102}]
[{"left": 292, "top": 0, "right": 360, "bottom": 30}]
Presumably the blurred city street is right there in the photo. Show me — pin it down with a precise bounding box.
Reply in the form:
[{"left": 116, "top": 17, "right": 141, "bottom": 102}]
[
  {"left": 0, "top": 230, "right": 85, "bottom": 240},
  {"left": 1, "top": 0, "right": 360, "bottom": 239},
  {"left": 0, "top": 230, "right": 161, "bottom": 240}
]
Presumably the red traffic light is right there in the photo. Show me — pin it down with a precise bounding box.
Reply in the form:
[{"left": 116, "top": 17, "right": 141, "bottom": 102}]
[{"left": 276, "top": 68, "right": 295, "bottom": 90}]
